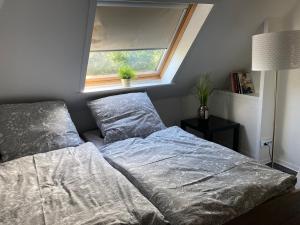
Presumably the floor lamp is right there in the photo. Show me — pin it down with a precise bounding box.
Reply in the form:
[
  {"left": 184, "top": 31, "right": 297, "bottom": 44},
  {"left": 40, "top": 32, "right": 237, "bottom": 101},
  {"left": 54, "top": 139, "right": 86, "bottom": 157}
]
[{"left": 252, "top": 30, "right": 300, "bottom": 167}]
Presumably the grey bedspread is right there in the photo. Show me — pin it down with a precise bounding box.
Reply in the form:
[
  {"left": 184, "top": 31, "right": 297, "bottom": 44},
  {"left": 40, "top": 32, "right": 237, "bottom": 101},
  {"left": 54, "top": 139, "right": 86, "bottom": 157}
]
[
  {"left": 0, "top": 143, "right": 167, "bottom": 225},
  {"left": 100, "top": 127, "right": 296, "bottom": 225}
]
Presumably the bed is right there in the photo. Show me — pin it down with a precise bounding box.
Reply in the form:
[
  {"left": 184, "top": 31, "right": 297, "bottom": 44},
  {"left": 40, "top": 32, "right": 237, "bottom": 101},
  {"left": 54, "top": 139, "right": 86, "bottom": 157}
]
[
  {"left": 84, "top": 127, "right": 295, "bottom": 225},
  {"left": 1, "top": 95, "right": 297, "bottom": 225},
  {"left": 0, "top": 101, "right": 167, "bottom": 225},
  {"left": 85, "top": 92, "right": 298, "bottom": 225}
]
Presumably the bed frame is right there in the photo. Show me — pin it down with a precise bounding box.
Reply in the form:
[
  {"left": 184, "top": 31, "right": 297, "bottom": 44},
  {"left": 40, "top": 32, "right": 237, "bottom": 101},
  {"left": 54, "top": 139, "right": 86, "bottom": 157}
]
[{"left": 225, "top": 189, "right": 300, "bottom": 225}]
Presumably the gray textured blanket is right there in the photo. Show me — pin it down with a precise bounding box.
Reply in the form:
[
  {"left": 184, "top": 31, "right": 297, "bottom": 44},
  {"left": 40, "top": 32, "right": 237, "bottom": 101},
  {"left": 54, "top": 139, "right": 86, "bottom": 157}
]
[
  {"left": 101, "top": 127, "right": 296, "bottom": 225},
  {"left": 0, "top": 143, "right": 167, "bottom": 225}
]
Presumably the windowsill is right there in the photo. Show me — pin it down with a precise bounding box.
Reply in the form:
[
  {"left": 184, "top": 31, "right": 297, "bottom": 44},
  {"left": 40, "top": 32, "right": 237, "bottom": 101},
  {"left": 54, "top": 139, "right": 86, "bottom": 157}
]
[{"left": 82, "top": 79, "right": 173, "bottom": 93}]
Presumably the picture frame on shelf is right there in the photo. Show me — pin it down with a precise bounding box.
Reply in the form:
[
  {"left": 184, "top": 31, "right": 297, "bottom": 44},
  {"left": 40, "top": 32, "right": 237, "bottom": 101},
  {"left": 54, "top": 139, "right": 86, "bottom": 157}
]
[{"left": 230, "top": 72, "right": 255, "bottom": 95}]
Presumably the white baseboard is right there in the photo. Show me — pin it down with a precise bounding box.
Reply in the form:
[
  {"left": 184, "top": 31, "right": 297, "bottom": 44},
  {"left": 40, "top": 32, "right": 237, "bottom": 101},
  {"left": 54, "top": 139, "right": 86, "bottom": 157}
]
[
  {"left": 259, "top": 158, "right": 299, "bottom": 173},
  {"left": 274, "top": 159, "right": 300, "bottom": 172}
]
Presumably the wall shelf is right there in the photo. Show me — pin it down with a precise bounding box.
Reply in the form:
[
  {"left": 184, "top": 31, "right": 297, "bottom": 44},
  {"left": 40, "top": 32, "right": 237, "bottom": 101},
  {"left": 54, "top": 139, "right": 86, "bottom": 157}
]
[{"left": 214, "top": 90, "right": 260, "bottom": 101}]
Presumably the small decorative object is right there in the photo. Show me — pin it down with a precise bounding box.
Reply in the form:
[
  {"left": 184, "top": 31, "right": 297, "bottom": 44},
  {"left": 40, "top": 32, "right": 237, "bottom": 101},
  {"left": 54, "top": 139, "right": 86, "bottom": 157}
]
[
  {"left": 195, "top": 74, "right": 213, "bottom": 120},
  {"left": 230, "top": 72, "right": 255, "bottom": 94},
  {"left": 118, "top": 65, "right": 136, "bottom": 87},
  {"left": 238, "top": 72, "right": 255, "bottom": 94}
]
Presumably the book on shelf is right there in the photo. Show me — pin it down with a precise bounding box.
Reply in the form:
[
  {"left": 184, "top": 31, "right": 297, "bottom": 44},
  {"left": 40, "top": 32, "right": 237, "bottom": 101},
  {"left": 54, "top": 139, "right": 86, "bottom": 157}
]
[{"left": 230, "top": 72, "right": 255, "bottom": 95}]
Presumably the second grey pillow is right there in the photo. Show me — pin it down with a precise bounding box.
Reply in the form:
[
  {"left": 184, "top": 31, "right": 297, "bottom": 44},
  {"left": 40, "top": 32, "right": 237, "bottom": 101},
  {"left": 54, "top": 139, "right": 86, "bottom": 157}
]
[{"left": 88, "top": 93, "right": 166, "bottom": 144}]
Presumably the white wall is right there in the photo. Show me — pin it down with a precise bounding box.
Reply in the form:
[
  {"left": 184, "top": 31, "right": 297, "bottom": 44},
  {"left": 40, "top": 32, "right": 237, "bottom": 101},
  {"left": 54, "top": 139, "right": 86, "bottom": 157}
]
[
  {"left": 275, "top": 70, "right": 300, "bottom": 171},
  {"left": 258, "top": 71, "right": 276, "bottom": 163},
  {"left": 0, "top": 0, "right": 298, "bottom": 135},
  {"left": 267, "top": 2, "right": 300, "bottom": 171},
  {"left": 210, "top": 91, "right": 261, "bottom": 158}
]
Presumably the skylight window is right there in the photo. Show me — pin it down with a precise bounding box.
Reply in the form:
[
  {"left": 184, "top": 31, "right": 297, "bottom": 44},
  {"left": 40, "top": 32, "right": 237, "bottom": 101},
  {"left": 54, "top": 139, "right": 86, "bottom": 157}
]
[
  {"left": 82, "top": 2, "right": 214, "bottom": 91},
  {"left": 85, "top": 2, "right": 190, "bottom": 85}
]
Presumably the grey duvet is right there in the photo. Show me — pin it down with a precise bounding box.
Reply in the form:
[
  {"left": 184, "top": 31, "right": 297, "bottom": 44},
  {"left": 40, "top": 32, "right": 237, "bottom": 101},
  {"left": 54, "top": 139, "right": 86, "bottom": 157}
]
[
  {"left": 0, "top": 143, "right": 167, "bottom": 225},
  {"left": 100, "top": 126, "right": 296, "bottom": 225}
]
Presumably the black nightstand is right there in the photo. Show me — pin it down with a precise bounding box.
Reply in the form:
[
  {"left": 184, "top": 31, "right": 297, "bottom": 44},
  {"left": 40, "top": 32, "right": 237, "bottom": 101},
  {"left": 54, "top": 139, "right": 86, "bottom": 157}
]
[{"left": 181, "top": 116, "right": 240, "bottom": 151}]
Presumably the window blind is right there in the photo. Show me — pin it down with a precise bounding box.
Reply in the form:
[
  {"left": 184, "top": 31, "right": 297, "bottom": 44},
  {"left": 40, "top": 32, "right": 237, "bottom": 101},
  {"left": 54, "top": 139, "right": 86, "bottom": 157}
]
[{"left": 90, "top": 3, "right": 187, "bottom": 51}]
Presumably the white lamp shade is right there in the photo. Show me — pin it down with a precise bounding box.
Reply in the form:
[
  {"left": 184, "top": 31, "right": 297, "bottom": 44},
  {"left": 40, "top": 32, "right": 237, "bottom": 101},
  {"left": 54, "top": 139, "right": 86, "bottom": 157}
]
[{"left": 252, "top": 30, "right": 300, "bottom": 71}]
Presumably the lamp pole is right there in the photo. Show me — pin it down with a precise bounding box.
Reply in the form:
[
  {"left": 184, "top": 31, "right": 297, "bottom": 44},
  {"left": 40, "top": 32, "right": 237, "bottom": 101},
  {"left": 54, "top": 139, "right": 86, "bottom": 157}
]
[{"left": 271, "top": 71, "right": 278, "bottom": 168}]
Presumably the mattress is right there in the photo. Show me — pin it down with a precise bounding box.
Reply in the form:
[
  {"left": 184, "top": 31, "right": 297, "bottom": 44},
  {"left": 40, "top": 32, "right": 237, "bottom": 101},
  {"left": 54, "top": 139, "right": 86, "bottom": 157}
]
[
  {"left": 100, "top": 126, "right": 296, "bottom": 225},
  {"left": 0, "top": 143, "right": 167, "bottom": 225}
]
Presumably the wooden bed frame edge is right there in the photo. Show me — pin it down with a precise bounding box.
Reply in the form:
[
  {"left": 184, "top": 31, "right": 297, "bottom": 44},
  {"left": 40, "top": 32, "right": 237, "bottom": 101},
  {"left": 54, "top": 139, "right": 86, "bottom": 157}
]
[{"left": 225, "top": 188, "right": 300, "bottom": 225}]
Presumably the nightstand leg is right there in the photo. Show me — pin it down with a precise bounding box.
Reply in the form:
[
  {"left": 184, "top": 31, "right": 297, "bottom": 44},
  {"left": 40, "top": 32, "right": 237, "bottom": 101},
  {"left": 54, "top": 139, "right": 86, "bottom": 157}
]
[{"left": 233, "top": 126, "right": 240, "bottom": 151}]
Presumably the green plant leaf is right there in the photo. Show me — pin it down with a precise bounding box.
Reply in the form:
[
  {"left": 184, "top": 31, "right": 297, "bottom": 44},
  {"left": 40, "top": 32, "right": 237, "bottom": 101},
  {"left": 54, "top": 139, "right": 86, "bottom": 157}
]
[
  {"left": 195, "top": 73, "right": 213, "bottom": 105},
  {"left": 118, "top": 65, "right": 136, "bottom": 79}
]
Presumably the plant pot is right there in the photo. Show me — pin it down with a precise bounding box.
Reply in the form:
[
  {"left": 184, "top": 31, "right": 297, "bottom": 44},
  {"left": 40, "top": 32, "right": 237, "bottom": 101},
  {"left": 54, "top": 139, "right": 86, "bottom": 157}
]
[
  {"left": 198, "top": 105, "right": 209, "bottom": 120},
  {"left": 121, "top": 79, "right": 131, "bottom": 87}
]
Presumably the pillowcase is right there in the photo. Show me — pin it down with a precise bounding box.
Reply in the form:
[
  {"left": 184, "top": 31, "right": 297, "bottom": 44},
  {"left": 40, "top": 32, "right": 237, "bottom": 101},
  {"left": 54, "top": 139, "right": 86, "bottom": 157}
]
[
  {"left": 88, "top": 92, "right": 166, "bottom": 144},
  {"left": 0, "top": 101, "right": 82, "bottom": 162}
]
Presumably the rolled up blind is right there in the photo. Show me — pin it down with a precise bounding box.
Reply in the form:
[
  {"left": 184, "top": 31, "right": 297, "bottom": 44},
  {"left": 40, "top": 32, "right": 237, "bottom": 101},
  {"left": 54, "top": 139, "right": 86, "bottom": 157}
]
[{"left": 90, "top": 3, "right": 187, "bottom": 51}]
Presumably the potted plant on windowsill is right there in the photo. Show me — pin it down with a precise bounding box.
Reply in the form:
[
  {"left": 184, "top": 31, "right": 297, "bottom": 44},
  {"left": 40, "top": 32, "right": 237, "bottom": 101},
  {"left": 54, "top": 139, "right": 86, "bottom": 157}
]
[
  {"left": 195, "top": 74, "right": 213, "bottom": 120},
  {"left": 118, "top": 65, "right": 136, "bottom": 87}
]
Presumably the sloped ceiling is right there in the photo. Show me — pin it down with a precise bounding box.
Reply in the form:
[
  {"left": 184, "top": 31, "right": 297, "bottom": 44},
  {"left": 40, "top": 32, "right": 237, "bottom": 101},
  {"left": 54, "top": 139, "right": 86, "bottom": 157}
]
[
  {"left": 159, "top": 0, "right": 299, "bottom": 98},
  {"left": 0, "top": 0, "right": 298, "bottom": 130}
]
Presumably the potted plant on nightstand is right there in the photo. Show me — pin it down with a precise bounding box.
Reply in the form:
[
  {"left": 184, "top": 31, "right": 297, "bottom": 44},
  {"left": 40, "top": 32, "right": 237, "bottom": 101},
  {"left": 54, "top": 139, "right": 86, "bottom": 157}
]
[
  {"left": 195, "top": 74, "right": 213, "bottom": 120},
  {"left": 118, "top": 65, "right": 136, "bottom": 87}
]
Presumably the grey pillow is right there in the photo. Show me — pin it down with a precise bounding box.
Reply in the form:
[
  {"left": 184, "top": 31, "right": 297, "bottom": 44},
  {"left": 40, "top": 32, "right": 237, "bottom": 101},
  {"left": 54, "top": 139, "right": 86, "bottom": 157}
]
[
  {"left": 88, "top": 93, "right": 166, "bottom": 144},
  {"left": 0, "top": 101, "right": 82, "bottom": 162}
]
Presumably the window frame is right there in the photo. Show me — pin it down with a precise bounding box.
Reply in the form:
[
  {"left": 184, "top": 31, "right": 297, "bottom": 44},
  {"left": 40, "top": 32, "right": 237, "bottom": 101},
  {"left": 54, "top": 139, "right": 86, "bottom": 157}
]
[{"left": 84, "top": 3, "right": 197, "bottom": 88}]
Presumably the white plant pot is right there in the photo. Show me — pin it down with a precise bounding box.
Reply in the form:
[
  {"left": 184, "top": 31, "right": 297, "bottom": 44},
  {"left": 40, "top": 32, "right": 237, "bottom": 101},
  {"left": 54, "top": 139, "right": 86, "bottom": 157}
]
[{"left": 121, "top": 79, "right": 131, "bottom": 87}]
